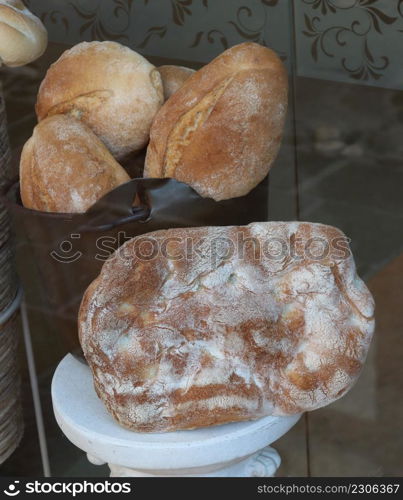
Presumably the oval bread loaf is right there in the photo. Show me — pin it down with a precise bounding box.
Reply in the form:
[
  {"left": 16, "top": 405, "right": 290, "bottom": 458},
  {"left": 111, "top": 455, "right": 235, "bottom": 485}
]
[
  {"left": 158, "top": 65, "right": 195, "bottom": 100},
  {"left": 79, "top": 222, "right": 375, "bottom": 432},
  {"left": 0, "top": 0, "right": 47, "bottom": 67},
  {"left": 20, "top": 114, "right": 130, "bottom": 213},
  {"left": 36, "top": 41, "right": 164, "bottom": 160},
  {"left": 144, "top": 42, "right": 288, "bottom": 201}
]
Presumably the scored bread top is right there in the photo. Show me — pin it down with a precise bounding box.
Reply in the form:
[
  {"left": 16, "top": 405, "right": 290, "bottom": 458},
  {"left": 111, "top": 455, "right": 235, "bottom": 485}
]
[
  {"left": 79, "top": 222, "right": 375, "bottom": 432},
  {"left": 145, "top": 42, "right": 288, "bottom": 201}
]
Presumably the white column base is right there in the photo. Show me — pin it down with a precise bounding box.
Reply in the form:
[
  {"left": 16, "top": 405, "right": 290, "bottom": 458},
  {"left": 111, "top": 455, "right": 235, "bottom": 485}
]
[
  {"left": 88, "top": 446, "right": 281, "bottom": 477},
  {"left": 52, "top": 355, "right": 301, "bottom": 478}
]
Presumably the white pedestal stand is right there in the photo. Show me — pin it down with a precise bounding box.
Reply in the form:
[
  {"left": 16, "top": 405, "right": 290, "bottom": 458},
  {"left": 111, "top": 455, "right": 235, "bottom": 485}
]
[{"left": 52, "top": 354, "right": 301, "bottom": 477}]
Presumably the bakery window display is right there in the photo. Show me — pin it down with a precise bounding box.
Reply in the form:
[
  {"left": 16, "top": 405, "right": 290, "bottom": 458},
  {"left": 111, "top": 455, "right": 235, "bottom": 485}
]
[{"left": 1, "top": 25, "right": 375, "bottom": 449}]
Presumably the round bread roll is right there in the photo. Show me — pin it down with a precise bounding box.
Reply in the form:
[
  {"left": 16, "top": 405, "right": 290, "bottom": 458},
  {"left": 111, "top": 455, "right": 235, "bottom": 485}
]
[
  {"left": 36, "top": 41, "right": 164, "bottom": 160},
  {"left": 145, "top": 42, "right": 288, "bottom": 201},
  {"left": 20, "top": 114, "right": 130, "bottom": 213},
  {"left": 79, "top": 222, "right": 375, "bottom": 432},
  {"left": 158, "top": 65, "right": 195, "bottom": 100},
  {"left": 0, "top": 0, "right": 48, "bottom": 67}
]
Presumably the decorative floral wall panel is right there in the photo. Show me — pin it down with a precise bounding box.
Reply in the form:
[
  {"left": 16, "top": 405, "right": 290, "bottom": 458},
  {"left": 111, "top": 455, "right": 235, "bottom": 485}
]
[
  {"left": 23, "top": 0, "right": 403, "bottom": 88},
  {"left": 295, "top": 0, "right": 403, "bottom": 88},
  {"left": 24, "top": 0, "right": 291, "bottom": 66}
]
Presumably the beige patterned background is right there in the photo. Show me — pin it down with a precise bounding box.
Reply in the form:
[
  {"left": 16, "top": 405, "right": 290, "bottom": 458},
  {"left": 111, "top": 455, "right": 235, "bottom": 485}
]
[{"left": 19, "top": 0, "right": 403, "bottom": 88}]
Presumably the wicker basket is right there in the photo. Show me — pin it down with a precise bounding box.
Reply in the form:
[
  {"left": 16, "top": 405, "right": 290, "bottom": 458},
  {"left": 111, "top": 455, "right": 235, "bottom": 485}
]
[{"left": 0, "top": 82, "right": 23, "bottom": 465}]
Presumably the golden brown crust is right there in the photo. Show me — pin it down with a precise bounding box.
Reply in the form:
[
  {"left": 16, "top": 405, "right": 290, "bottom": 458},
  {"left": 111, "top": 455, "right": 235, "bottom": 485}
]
[
  {"left": 144, "top": 42, "right": 288, "bottom": 201},
  {"left": 20, "top": 114, "right": 130, "bottom": 213},
  {"left": 0, "top": 0, "right": 47, "bottom": 67},
  {"left": 36, "top": 41, "right": 164, "bottom": 159},
  {"left": 158, "top": 65, "right": 195, "bottom": 100},
  {"left": 79, "top": 222, "right": 375, "bottom": 432}
]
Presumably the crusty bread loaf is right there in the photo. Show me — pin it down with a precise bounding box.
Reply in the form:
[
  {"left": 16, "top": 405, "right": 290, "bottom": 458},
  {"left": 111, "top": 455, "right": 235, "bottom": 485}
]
[
  {"left": 158, "top": 65, "right": 195, "bottom": 100},
  {"left": 144, "top": 42, "right": 288, "bottom": 201},
  {"left": 20, "top": 114, "right": 130, "bottom": 213},
  {"left": 79, "top": 222, "right": 375, "bottom": 432},
  {"left": 0, "top": 0, "right": 47, "bottom": 67},
  {"left": 36, "top": 41, "right": 164, "bottom": 160}
]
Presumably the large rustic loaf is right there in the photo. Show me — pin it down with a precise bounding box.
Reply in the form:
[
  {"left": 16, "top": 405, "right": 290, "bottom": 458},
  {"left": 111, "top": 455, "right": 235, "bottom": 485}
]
[
  {"left": 144, "top": 42, "right": 288, "bottom": 201},
  {"left": 79, "top": 222, "right": 375, "bottom": 432},
  {"left": 36, "top": 41, "right": 164, "bottom": 160}
]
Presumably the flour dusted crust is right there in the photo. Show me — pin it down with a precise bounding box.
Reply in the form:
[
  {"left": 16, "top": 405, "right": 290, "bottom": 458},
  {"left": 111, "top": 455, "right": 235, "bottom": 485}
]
[
  {"left": 36, "top": 41, "right": 164, "bottom": 159},
  {"left": 20, "top": 115, "right": 130, "bottom": 213},
  {"left": 0, "top": 0, "right": 47, "bottom": 67},
  {"left": 79, "top": 222, "right": 375, "bottom": 432},
  {"left": 144, "top": 42, "right": 288, "bottom": 201},
  {"left": 158, "top": 65, "right": 195, "bottom": 100}
]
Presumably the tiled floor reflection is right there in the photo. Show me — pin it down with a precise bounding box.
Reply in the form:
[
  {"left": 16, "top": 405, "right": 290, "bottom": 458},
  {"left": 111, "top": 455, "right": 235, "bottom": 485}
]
[{"left": 0, "top": 45, "right": 402, "bottom": 477}]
